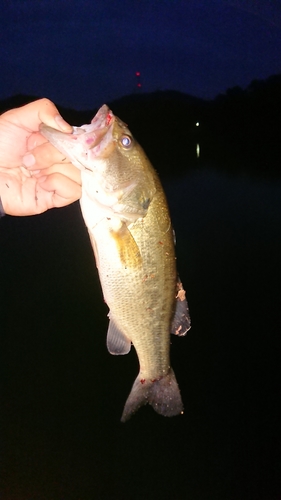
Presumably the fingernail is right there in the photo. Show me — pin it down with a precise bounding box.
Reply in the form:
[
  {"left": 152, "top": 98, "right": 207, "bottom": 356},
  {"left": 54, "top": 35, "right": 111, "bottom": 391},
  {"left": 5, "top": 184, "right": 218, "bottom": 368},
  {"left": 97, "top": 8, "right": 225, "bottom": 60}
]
[
  {"left": 22, "top": 153, "right": 36, "bottom": 167},
  {"left": 55, "top": 115, "right": 72, "bottom": 132}
]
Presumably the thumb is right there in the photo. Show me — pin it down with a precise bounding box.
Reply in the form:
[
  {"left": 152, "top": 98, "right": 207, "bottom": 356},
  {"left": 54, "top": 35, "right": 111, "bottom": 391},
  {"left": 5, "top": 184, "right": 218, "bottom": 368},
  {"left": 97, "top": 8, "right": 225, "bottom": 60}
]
[{"left": 37, "top": 99, "right": 72, "bottom": 132}]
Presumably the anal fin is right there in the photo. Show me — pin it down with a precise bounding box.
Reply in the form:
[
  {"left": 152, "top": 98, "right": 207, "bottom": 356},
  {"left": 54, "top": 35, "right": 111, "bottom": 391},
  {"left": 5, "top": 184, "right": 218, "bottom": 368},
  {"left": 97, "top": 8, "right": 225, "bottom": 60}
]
[{"left": 107, "top": 314, "right": 131, "bottom": 355}]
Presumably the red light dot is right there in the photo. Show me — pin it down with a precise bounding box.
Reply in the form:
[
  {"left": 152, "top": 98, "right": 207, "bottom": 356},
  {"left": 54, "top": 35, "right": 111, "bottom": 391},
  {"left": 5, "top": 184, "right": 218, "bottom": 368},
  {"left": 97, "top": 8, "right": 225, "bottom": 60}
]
[{"left": 136, "top": 71, "right": 141, "bottom": 76}]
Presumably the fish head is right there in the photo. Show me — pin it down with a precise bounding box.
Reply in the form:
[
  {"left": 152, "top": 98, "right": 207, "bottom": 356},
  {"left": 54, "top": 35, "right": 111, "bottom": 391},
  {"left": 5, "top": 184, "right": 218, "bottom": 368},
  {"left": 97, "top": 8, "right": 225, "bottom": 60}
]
[
  {"left": 41, "top": 105, "right": 156, "bottom": 222},
  {"left": 40, "top": 105, "right": 114, "bottom": 171}
]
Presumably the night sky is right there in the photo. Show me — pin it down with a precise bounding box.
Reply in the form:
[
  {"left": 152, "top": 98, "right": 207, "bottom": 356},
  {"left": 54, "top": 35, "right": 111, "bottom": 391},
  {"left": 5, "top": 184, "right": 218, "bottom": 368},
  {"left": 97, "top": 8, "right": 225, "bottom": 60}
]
[{"left": 1, "top": 0, "right": 281, "bottom": 109}]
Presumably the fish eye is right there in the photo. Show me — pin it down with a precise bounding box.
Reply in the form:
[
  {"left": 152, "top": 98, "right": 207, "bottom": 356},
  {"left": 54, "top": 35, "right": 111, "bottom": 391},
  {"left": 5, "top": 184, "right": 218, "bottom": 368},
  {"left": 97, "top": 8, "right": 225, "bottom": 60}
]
[{"left": 120, "top": 135, "right": 132, "bottom": 148}]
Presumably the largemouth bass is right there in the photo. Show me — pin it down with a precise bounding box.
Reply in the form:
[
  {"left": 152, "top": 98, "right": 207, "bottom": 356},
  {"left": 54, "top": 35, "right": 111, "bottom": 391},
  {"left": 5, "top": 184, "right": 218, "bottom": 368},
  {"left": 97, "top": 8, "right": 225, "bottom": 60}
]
[{"left": 41, "top": 105, "right": 191, "bottom": 422}]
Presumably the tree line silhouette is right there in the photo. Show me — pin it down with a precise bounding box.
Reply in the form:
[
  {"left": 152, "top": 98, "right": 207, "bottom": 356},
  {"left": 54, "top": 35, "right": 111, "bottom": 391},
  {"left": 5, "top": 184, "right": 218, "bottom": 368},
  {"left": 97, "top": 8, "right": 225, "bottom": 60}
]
[{"left": 1, "top": 73, "right": 280, "bottom": 179}]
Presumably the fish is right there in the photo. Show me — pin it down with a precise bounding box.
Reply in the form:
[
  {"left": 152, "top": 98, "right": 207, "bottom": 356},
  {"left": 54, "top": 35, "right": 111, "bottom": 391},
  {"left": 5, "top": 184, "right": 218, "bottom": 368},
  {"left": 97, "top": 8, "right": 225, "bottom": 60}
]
[{"left": 41, "top": 105, "right": 191, "bottom": 422}]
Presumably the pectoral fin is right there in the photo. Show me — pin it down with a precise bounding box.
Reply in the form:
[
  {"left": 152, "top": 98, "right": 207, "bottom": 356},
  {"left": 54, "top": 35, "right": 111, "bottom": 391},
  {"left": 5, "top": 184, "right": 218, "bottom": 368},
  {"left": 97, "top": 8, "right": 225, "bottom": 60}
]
[
  {"left": 110, "top": 221, "right": 142, "bottom": 269},
  {"left": 107, "top": 315, "right": 131, "bottom": 355},
  {"left": 171, "top": 278, "right": 191, "bottom": 336}
]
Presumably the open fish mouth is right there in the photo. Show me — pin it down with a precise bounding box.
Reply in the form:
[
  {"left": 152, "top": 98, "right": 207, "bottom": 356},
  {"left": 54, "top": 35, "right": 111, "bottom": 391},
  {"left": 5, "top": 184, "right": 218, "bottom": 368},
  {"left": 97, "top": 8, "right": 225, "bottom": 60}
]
[{"left": 40, "top": 105, "right": 116, "bottom": 170}]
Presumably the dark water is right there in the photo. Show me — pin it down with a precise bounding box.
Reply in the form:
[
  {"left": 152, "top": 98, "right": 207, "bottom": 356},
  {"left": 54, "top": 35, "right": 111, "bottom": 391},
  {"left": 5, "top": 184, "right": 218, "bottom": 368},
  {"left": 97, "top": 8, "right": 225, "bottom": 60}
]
[{"left": 1, "top": 168, "right": 280, "bottom": 500}]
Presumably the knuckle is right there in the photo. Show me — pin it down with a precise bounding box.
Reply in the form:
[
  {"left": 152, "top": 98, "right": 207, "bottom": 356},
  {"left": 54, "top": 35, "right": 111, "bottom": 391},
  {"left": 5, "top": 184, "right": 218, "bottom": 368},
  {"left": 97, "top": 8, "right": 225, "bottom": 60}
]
[{"left": 39, "top": 97, "right": 53, "bottom": 106}]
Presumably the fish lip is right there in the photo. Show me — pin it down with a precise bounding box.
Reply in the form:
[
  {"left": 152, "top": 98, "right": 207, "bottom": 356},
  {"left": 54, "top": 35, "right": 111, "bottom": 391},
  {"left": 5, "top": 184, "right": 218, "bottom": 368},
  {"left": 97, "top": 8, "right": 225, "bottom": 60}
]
[
  {"left": 40, "top": 119, "right": 114, "bottom": 151},
  {"left": 40, "top": 107, "right": 116, "bottom": 171},
  {"left": 91, "top": 104, "right": 114, "bottom": 128}
]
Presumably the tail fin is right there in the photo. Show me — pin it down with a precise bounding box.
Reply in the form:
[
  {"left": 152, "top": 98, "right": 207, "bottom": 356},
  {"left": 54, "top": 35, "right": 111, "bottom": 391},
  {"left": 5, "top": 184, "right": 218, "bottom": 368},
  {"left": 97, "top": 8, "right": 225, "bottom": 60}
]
[{"left": 121, "top": 368, "right": 183, "bottom": 422}]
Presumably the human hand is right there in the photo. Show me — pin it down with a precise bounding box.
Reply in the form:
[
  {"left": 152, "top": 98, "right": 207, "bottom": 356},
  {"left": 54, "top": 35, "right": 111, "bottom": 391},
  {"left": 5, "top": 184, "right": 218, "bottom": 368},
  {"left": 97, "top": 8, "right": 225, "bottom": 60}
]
[{"left": 0, "top": 98, "right": 81, "bottom": 216}]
